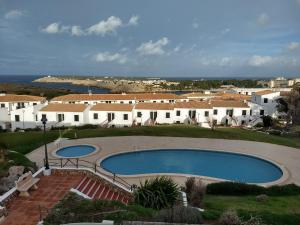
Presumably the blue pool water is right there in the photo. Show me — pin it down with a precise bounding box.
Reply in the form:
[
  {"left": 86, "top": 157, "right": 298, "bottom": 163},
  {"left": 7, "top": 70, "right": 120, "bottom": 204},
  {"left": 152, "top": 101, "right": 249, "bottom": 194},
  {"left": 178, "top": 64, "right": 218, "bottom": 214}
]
[
  {"left": 101, "top": 149, "right": 283, "bottom": 183},
  {"left": 56, "top": 145, "right": 96, "bottom": 158}
]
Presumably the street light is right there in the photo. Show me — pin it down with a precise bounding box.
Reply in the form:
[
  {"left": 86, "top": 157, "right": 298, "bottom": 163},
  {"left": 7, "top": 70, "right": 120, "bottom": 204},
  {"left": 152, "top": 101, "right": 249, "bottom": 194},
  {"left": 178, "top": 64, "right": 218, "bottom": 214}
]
[{"left": 41, "top": 117, "right": 49, "bottom": 170}]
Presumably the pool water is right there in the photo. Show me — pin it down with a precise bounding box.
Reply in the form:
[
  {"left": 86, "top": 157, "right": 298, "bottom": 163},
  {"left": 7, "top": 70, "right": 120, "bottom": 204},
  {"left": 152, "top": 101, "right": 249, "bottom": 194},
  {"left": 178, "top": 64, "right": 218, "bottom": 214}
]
[
  {"left": 101, "top": 149, "right": 283, "bottom": 183},
  {"left": 55, "top": 145, "right": 96, "bottom": 158}
]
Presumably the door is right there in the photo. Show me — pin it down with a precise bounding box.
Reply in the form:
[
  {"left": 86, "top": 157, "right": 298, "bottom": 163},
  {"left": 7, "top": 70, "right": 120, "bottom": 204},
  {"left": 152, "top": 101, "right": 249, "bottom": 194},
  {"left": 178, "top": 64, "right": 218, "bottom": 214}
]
[
  {"left": 108, "top": 113, "right": 115, "bottom": 122},
  {"left": 150, "top": 111, "right": 157, "bottom": 120}
]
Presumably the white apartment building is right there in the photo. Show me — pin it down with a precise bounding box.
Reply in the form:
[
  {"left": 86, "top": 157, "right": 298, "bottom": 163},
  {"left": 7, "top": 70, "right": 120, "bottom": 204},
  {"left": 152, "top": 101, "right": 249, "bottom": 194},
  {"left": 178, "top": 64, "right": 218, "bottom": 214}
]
[
  {"left": 51, "top": 93, "right": 185, "bottom": 105},
  {"left": 134, "top": 103, "right": 174, "bottom": 126},
  {"left": 37, "top": 104, "right": 89, "bottom": 128},
  {"left": 251, "top": 90, "right": 281, "bottom": 117},
  {"left": 89, "top": 104, "right": 134, "bottom": 127},
  {"left": 0, "top": 94, "right": 46, "bottom": 130}
]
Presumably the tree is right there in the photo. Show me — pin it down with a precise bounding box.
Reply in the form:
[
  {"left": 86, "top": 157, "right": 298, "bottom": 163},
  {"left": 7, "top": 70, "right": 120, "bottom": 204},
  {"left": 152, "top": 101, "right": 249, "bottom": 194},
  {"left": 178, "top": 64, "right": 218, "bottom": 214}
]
[
  {"left": 262, "top": 115, "right": 273, "bottom": 128},
  {"left": 134, "top": 177, "right": 180, "bottom": 210},
  {"left": 288, "top": 84, "right": 300, "bottom": 125}
]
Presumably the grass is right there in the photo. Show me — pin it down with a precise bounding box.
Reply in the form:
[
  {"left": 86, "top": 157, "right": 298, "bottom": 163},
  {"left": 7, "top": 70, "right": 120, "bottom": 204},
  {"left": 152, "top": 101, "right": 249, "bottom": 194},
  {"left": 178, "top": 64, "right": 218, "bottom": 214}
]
[
  {"left": 0, "top": 151, "right": 36, "bottom": 178},
  {"left": 0, "top": 125, "right": 299, "bottom": 155},
  {"left": 203, "top": 195, "right": 300, "bottom": 225}
]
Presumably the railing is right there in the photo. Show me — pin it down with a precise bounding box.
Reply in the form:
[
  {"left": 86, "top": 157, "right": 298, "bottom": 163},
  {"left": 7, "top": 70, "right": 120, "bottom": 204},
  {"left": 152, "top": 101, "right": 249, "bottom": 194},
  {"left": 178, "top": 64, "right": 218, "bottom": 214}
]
[{"left": 47, "top": 158, "right": 133, "bottom": 192}]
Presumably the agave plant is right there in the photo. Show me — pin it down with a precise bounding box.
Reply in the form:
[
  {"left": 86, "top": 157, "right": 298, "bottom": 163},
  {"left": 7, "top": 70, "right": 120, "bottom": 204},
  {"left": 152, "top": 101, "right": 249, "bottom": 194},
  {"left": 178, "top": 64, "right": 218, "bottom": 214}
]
[{"left": 134, "top": 176, "right": 180, "bottom": 210}]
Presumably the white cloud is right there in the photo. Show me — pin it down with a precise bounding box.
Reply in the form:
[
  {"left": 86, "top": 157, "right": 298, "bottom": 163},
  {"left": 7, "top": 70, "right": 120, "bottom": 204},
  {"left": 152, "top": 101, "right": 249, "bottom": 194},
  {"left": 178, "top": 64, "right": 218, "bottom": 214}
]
[
  {"left": 137, "top": 37, "right": 169, "bottom": 56},
  {"left": 297, "top": 0, "right": 300, "bottom": 5},
  {"left": 248, "top": 55, "right": 273, "bottom": 66},
  {"left": 287, "top": 42, "right": 300, "bottom": 51},
  {"left": 71, "top": 26, "right": 85, "bottom": 36},
  {"left": 221, "top": 28, "right": 230, "bottom": 35},
  {"left": 192, "top": 22, "right": 199, "bottom": 29},
  {"left": 94, "top": 52, "right": 127, "bottom": 64},
  {"left": 257, "top": 13, "right": 269, "bottom": 26},
  {"left": 173, "top": 45, "right": 181, "bottom": 52},
  {"left": 42, "top": 23, "right": 62, "bottom": 34},
  {"left": 128, "top": 15, "right": 139, "bottom": 26},
  {"left": 87, "top": 16, "right": 122, "bottom": 36},
  {"left": 4, "top": 10, "right": 25, "bottom": 19}
]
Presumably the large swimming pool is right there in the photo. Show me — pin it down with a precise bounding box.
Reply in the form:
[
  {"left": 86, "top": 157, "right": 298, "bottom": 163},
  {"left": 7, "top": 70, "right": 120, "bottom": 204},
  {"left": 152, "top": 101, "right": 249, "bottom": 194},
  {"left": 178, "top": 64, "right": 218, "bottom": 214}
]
[
  {"left": 100, "top": 149, "right": 283, "bottom": 183},
  {"left": 55, "top": 145, "right": 96, "bottom": 158}
]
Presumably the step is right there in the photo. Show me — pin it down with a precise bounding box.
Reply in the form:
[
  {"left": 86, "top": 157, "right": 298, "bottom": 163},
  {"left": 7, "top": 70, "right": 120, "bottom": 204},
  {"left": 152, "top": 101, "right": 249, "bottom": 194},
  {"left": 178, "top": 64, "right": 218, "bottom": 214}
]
[
  {"left": 85, "top": 180, "right": 97, "bottom": 196},
  {"left": 81, "top": 179, "right": 92, "bottom": 193},
  {"left": 106, "top": 190, "right": 114, "bottom": 200},
  {"left": 96, "top": 185, "right": 106, "bottom": 199},
  {"left": 87, "top": 181, "right": 100, "bottom": 197},
  {"left": 91, "top": 183, "right": 102, "bottom": 199},
  {"left": 99, "top": 186, "right": 109, "bottom": 200},
  {"left": 76, "top": 177, "right": 88, "bottom": 190},
  {"left": 111, "top": 192, "right": 119, "bottom": 201},
  {"left": 77, "top": 177, "right": 90, "bottom": 191}
]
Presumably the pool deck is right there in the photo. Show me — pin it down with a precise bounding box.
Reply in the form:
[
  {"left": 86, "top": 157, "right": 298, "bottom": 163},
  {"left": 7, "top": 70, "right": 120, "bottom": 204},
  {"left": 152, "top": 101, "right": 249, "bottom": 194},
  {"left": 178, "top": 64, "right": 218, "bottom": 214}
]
[{"left": 27, "top": 136, "right": 300, "bottom": 186}]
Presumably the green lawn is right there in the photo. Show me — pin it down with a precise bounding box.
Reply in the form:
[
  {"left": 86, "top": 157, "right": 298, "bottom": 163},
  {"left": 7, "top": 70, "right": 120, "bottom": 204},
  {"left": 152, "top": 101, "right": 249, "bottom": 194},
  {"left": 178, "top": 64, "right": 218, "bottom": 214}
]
[
  {"left": 203, "top": 195, "right": 300, "bottom": 225},
  {"left": 0, "top": 125, "right": 299, "bottom": 155}
]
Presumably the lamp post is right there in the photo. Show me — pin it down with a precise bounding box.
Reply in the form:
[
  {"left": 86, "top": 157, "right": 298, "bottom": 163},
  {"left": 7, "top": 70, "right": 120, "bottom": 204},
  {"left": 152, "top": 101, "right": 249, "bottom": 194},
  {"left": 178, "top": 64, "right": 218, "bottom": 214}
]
[{"left": 41, "top": 117, "right": 49, "bottom": 170}]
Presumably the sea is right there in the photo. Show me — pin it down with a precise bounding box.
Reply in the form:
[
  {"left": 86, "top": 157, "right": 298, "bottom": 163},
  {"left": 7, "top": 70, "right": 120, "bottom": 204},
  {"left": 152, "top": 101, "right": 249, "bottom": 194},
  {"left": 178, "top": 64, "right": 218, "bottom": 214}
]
[
  {"left": 0, "top": 74, "right": 272, "bottom": 94},
  {"left": 0, "top": 75, "right": 110, "bottom": 94}
]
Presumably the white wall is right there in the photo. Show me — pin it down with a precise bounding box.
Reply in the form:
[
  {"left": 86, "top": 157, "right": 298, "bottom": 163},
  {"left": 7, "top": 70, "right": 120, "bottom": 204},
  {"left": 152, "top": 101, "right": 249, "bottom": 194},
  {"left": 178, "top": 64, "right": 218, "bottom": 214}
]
[
  {"left": 133, "top": 109, "right": 174, "bottom": 125},
  {"left": 89, "top": 110, "right": 133, "bottom": 127}
]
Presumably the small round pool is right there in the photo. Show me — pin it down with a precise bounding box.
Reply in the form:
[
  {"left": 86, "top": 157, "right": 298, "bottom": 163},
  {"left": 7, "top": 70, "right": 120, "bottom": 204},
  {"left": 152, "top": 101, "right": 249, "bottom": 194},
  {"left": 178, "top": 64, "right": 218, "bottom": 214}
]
[
  {"left": 55, "top": 145, "right": 97, "bottom": 158},
  {"left": 100, "top": 149, "right": 283, "bottom": 183}
]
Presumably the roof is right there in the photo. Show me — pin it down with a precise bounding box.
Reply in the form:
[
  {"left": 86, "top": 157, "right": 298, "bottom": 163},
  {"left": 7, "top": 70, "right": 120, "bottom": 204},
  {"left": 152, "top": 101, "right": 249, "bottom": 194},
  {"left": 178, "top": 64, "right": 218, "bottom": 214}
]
[
  {"left": 280, "top": 91, "right": 290, "bottom": 97},
  {"left": 40, "top": 104, "right": 88, "bottom": 112},
  {"left": 254, "top": 90, "right": 275, "bottom": 96},
  {"left": 135, "top": 103, "right": 174, "bottom": 110},
  {"left": 180, "top": 92, "right": 214, "bottom": 98},
  {"left": 210, "top": 100, "right": 249, "bottom": 108},
  {"left": 90, "top": 103, "right": 133, "bottom": 112},
  {"left": 174, "top": 101, "right": 212, "bottom": 109},
  {"left": 51, "top": 93, "right": 181, "bottom": 102},
  {"left": 0, "top": 94, "right": 45, "bottom": 102},
  {"left": 214, "top": 92, "right": 251, "bottom": 101}
]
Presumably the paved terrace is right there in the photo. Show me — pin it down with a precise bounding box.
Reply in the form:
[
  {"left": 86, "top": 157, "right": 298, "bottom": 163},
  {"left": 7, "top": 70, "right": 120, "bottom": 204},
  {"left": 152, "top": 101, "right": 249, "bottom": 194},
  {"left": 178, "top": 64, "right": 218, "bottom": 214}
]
[
  {"left": 27, "top": 136, "right": 300, "bottom": 186},
  {"left": 2, "top": 173, "right": 83, "bottom": 225}
]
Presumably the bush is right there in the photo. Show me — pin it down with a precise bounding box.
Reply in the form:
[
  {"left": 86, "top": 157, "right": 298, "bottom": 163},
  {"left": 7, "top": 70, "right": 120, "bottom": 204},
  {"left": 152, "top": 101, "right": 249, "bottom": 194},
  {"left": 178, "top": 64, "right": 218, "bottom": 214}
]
[
  {"left": 153, "top": 206, "right": 203, "bottom": 224},
  {"left": 184, "top": 177, "right": 206, "bottom": 208},
  {"left": 218, "top": 209, "right": 241, "bottom": 225},
  {"left": 255, "top": 194, "right": 269, "bottom": 203},
  {"left": 267, "top": 130, "right": 281, "bottom": 136},
  {"left": 206, "top": 182, "right": 300, "bottom": 196},
  {"left": 134, "top": 177, "right": 180, "bottom": 210}
]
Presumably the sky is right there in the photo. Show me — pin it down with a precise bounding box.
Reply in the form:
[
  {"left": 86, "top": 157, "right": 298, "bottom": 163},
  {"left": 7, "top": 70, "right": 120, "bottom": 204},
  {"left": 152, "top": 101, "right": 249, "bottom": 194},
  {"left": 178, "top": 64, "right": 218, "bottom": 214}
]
[{"left": 0, "top": 0, "right": 300, "bottom": 78}]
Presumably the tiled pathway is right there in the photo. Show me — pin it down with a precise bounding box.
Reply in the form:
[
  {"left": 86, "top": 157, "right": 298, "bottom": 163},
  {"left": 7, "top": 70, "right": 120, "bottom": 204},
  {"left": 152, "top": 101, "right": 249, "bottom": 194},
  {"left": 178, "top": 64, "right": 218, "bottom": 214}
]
[{"left": 2, "top": 173, "right": 83, "bottom": 225}]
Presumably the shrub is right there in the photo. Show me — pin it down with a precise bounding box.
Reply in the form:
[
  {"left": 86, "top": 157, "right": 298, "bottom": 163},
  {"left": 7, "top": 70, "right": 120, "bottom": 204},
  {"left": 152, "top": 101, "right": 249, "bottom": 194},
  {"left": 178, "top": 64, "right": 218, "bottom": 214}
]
[
  {"left": 255, "top": 194, "right": 269, "bottom": 203},
  {"left": 184, "top": 177, "right": 206, "bottom": 208},
  {"left": 153, "top": 206, "right": 203, "bottom": 224},
  {"left": 242, "top": 216, "right": 268, "bottom": 225},
  {"left": 218, "top": 209, "right": 241, "bottom": 225},
  {"left": 206, "top": 182, "right": 300, "bottom": 196},
  {"left": 134, "top": 177, "right": 180, "bottom": 210},
  {"left": 184, "top": 177, "right": 196, "bottom": 197}
]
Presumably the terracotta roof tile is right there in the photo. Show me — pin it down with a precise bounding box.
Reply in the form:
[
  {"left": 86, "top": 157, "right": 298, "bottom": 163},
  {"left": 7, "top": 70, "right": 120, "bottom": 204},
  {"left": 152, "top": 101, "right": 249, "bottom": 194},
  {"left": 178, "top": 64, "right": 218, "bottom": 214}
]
[
  {"left": 0, "top": 94, "right": 45, "bottom": 102},
  {"left": 40, "top": 103, "right": 88, "bottom": 112},
  {"left": 210, "top": 100, "right": 249, "bottom": 108},
  {"left": 214, "top": 92, "right": 251, "bottom": 101},
  {"left": 51, "top": 93, "right": 181, "bottom": 101},
  {"left": 90, "top": 103, "right": 133, "bottom": 111},
  {"left": 174, "top": 101, "right": 212, "bottom": 109},
  {"left": 135, "top": 103, "right": 174, "bottom": 110},
  {"left": 254, "top": 90, "right": 275, "bottom": 96}
]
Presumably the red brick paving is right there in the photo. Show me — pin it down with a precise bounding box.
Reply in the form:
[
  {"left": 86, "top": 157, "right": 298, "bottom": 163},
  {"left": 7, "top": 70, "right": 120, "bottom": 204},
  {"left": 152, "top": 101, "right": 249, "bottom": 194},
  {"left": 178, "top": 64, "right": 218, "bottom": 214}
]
[{"left": 2, "top": 173, "right": 83, "bottom": 225}]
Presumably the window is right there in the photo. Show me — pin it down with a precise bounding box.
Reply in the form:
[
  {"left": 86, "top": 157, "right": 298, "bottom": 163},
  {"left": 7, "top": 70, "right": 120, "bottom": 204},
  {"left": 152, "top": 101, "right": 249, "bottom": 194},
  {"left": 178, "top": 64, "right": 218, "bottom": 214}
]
[
  {"left": 41, "top": 114, "right": 47, "bottom": 120},
  {"left": 153, "top": 101, "right": 156, "bottom": 103},
  {"left": 166, "top": 112, "right": 170, "bottom": 118},
  {"left": 242, "top": 110, "right": 247, "bottom": 116},
  {"left": 260, "top": 110, "right": 264, "bottom": 116},
  {"left": 93, "top": 113, "right": 98, "bottom": 119},
  {"left": 123, "top": 114, "right": 128, "bottom": 120},
  {"left": 264, "top": 98, "right": 268, "bottom": 103},
  {"left": 74, "top": 115, "right": 79, "bottom": 122},
  {"left": 0, "top": 103, "right": 5, "bottom": 108},
  {"left": 57, "top": 114, "right": 64, "bottom": 122},
  {"left": 226, "top": 109, "right": 233, "bottom": 116},
  {"left": 120, "top": 101, "right": 124, "bottom": 104},
  {"left": 246, "top": 92, "right": 248, "bottom": 95},
  {"left": 213, "top": 109, "right": 218, "bottom": 115},
  {"left": 205, "top": 111, "right": 209, "bottom": 117},
  {"left": 176, "top": 110, "right": 180, "bottom": 116},
  {"left": 161, "top": 100, "right": 164, "bottom": 103},
  {"left": 33, "top": 103, "right": 37, "bottom": 106},
  {"left": 129, "top": 101, "right": 132, "bottom": 104},
  {"left": 84, "top": 102, "right": 88, "bottom": 104},
  {"left": 35, "top": 115, "right": 38, "bottom": 121},
  {"left": 250, "top": 110, "right": 252, "bottom": 116},
  {"left": 137, "top": 112, "right": 142, "bottom": 117},
  {"left": 15, "top": 115, "right": 20, "bottom": 122}
]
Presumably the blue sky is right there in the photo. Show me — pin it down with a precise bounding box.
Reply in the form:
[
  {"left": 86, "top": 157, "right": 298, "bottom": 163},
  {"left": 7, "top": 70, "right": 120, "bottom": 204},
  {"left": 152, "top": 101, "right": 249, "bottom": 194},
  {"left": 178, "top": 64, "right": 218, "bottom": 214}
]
[{"left": 0, "top": 0, "right": 300, "bottom": 77}]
